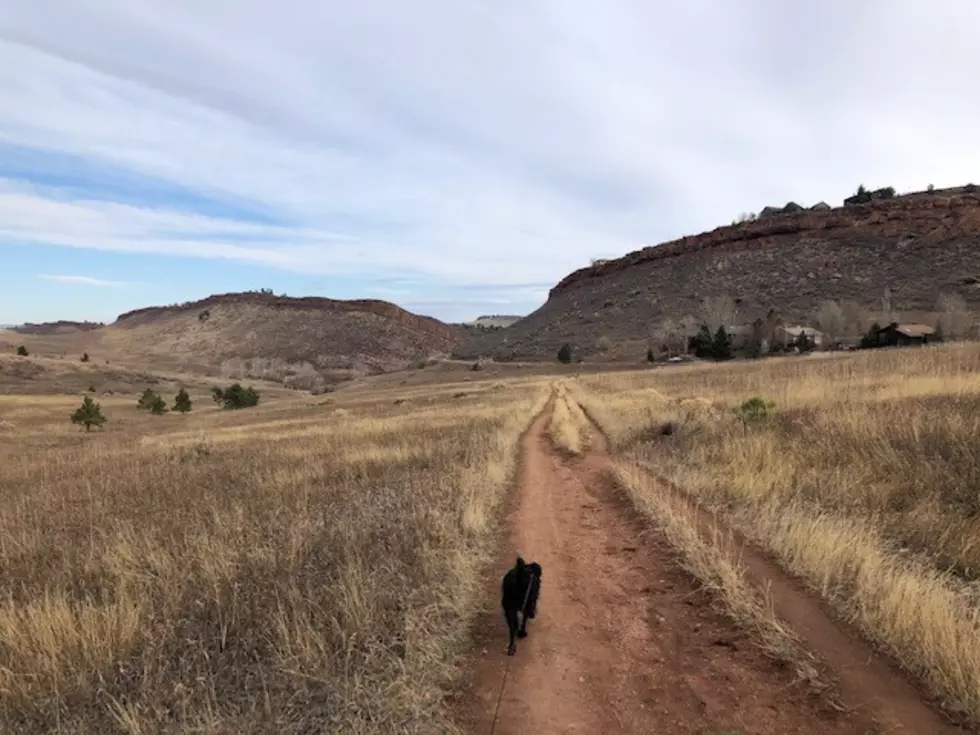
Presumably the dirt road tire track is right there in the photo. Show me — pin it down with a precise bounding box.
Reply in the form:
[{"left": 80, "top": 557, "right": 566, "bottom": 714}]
[
  {"left": 575, "top": 402, "right": 968, "bottom": 735},
  {"left": 456, "top": 398, "right": 881, "bottom": 735}
]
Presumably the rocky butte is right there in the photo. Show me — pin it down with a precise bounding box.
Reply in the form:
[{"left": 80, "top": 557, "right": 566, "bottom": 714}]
[{"left": 457, "top": 185, "right": 980, "bottom": 361}]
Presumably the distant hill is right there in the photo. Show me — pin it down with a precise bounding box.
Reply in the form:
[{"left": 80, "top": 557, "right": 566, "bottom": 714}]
[
  {"left": 457, "top": 186, "right": 980, "bottom": 361},
  {"left": 11, "top": 320, "right": 104, "bottom": 334},
  {"left": 6, "top": 292, "right": 463, "bottom": 389},
  {"left": 468, "top": 315, "right": 523, "bottom": 329}
]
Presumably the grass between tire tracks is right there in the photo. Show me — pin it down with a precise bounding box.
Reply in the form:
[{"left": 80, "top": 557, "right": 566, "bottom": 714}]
[{"left": 546, "top": 382, "right": 592, "bottom": 456}]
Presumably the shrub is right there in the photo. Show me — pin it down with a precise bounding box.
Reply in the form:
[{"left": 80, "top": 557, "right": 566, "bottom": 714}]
[
  {"left": 173, "top": 388, "right": 192, "bottom": 413},
  {"left": 81, "top": 353, "right": 90, "bottom": 362},
  {"left": 557, "top": 343, "right": 572, "bottom": 364},
  {"left": 794, "top": 331, "right": 816, "bottom": 353},
  {"left": 16, "top": 346, "right": 27, "bottom": 357},
  {"left": 71, "top": 395, "right": 106, "bottom": 432},
  {"left": 212, "top": 383, "right": 260, "bottom": 410},
  {"left": 646, "top": 347, "right": 655, "bottom": 363},
  {"left": 733, "top": 396, "right": 775, "bottom": 428}
]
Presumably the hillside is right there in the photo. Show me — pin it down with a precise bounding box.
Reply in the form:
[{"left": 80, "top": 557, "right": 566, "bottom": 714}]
[
  {"left": 2, "top": 292, "right": 462, "bottom": 389},
  {"left": 457, "top": 187, "right": 980, "bottom": 361}
]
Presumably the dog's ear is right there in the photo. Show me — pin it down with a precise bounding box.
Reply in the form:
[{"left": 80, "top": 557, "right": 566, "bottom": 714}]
[
  {"left": 530, "top": 562, "right": 542, "bottom": 577},
  {"left": 515, "top": 556, "right": 526, "bottom": 571}
]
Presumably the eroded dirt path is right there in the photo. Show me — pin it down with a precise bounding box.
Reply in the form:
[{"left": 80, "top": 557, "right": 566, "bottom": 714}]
[{"left": 457, "top": 401, "right": 880, "bottom": 735}]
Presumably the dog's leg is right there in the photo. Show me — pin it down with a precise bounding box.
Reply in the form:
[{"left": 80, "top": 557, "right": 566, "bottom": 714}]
[
  {"left": 504, "top": 607, "right": 519, "bottom": 655},
  {"left": 517, "top": 611, "right": 528, "bottom": 638}
]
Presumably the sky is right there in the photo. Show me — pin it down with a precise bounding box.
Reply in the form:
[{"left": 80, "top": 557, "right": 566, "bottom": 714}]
[{"left": 2, "top": 1, "right": 980, "bottom": 325}]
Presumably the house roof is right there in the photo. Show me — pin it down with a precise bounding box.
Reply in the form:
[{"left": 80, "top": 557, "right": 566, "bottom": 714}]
[
  {"left": 780, "top": 325, "right": 821, "bottom": 336},
  {"left": 879, "top": 323, "right": 936, "bottom": 337}
]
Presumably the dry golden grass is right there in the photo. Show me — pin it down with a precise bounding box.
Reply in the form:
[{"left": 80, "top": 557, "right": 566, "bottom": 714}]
[
  {"left": 0, "top": 377, "right": 549, "bottom": 734},
  {"left": 576, "top": 344, "right": 980, "bottom": 724},
  {"left": 546, "top": 383, "right": 591, "bottom": 456}
]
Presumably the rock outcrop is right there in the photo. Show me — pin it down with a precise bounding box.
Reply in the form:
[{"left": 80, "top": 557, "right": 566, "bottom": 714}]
[{"left": 457, "top": 189, "right": 980, "bottom": 361}]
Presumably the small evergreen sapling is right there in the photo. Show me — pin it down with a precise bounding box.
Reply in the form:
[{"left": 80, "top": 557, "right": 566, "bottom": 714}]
[
  {"left": 71, "top": 395, "right": 107, "bottom": 432},
  {"left": 173, "top": 388, "right": 192, "bottom": 413},
  {"left": 148, "top": 394, "right": 168, "bottom": 415},
  {"left": 137, "top": 388, "right": 159, "bottom": 411},
  {"left": 16, "top": 345, "right": 27, "bottom": 357}
]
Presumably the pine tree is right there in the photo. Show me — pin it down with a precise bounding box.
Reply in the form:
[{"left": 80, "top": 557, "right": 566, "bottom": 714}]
[
  {"left": 646, "top": 347, "right": 655, "bottom": 363},
  {"left": 81, "top": 352, "right": 90, "bottom": 362},
  {"left": 71, "top": 395, "right": 107, "bottom": 432},
  {"left": 173, "top": 388, "right": 192, "bottom": 413},
  {"left": 712, "top": 326, "right": 733, "bottom": 360},
  {"left": 557, "top": 343, "right": 572, "bottom": 364},
  {"left": 137, "top": 388, "right": 159, "bottom": 411},
  {"left": 149, "top": 394, "right": 168, "bottom": 415},
  {"left": 16, "top": 345, "right": 27, "bottom": 357},
  {"left": 860, "top": 322, "right": 882, "bottom": 349},
  {"left": 693, "top": 325, "right": 714, "bottom": 358}
]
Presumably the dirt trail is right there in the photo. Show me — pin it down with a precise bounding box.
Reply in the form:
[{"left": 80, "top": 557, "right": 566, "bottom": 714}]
[{"left": 458, "top": 400, "right": 898, "bottom": 735}]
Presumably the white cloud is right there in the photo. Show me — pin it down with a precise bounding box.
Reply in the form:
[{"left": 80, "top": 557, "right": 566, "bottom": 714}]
[
  {"left": 1, "top": 1, "right": 980, "bottom": 314},
  {"left": 38, "top": 274, "right": 133, "bottom": 287}
]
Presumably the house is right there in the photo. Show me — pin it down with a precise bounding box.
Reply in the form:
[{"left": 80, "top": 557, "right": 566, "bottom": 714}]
[
  {"left": 775, "top": 325, "right": 824, "bottom": 349},
  {"left": 874, "top": 322, "right": 936, "bottom": 347}
]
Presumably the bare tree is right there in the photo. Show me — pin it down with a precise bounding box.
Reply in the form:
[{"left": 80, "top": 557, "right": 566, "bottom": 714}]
[
  {"left": 840, "top": 300, "right": 870, "bottom": 340},
  {"left": 937, "top": 292, "right": 973, "bottom": 339},
  {"left": 699, "top": 295, "right": 736, "bottom": 333},
  {"left": 679, "top": 315, "right": 699, "bottom": 349},
  {"left": 655, "top": 318, "right": 685, "bottom": 357},
  {"left": 815, "top": 300, "right": 846, "bottom": 347},
  {"left": 880, "top": 287, "right": 895, "bottom": 325}
]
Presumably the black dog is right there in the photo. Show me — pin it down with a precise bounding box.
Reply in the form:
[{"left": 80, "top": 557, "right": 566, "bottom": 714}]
[{"left": 501, "top": 556, "right": 542, "bottom": 655}]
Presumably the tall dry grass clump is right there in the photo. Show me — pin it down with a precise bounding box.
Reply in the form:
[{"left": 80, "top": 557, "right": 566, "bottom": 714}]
[
  {"left": 0, "top": 379, "right": 549, "bottom": 734},
  {"left": 547, "top": 382, "right": 591, "bottom": 455},
  {"left": 578, "top": 344, "right": 980, "bottom": 725}
]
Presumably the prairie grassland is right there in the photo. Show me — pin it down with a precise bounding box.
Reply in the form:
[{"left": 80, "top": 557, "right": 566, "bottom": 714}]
[
  {"left": 575, "top": 344, "right": 980, "bottom": 723},
  {"left": 546, "top": 382, "right": 592, "bottom": 455},
  {"left": 0, "top": 377, "right": 549, "bottom": 734}
]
